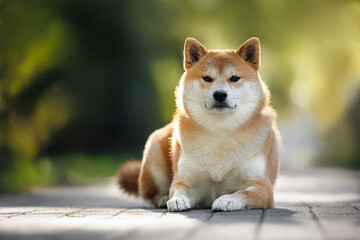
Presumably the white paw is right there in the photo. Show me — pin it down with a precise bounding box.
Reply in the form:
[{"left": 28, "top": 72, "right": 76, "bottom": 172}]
[
  {"left": 157, "top": 195, "right": 169, "bottom": 208},
  {"left": 212, "top": 194, "right": 245, "bottom": 212},
  {"left": 167, "top": 195, "right": 191, "bottom": 212}
]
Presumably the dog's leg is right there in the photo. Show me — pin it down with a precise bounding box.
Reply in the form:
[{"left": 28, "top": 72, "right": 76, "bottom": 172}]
[
  {"left": 212, "top": 179, "right": 273, "bottom": 211},
  {"left": 167, "top": 179, "right": 196, "bottom": 212},
  {"left": 139, "top": 124, "right": 173, "bottom": 208}
]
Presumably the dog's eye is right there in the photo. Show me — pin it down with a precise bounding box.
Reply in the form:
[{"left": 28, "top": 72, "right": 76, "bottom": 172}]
[
  {"left": 202, "top": 76, "right": 213, "bottom": 82},
  {"left": 229, "top": 75, "right": 241, "bottom": 83}
]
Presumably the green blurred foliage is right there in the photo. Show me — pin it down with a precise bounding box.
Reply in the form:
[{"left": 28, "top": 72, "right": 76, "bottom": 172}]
[
  {"left": 0, "top": 153, "right": 137, "bottom": 193},
  {"left": 0, "top": 0, "right": 359, "bottom": 192}
]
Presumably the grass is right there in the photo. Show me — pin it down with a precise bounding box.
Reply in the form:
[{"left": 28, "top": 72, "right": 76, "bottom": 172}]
[{"left": 0, "top": 152, "right": 141, "bottom": 193}]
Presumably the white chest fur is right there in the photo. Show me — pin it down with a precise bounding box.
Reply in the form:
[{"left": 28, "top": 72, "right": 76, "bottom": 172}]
[{"left": 177, "top": 126, "right": 269, "bottom": 185}]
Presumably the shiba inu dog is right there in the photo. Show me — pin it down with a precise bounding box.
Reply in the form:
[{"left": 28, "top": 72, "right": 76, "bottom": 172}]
[{"left": 118, "top": 37, "right": 280, "bottom": 212}]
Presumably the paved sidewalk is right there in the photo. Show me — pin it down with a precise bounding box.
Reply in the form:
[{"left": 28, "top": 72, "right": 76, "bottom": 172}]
[{"left": 0, "top": 168, "right": 359, "bottom": 240}]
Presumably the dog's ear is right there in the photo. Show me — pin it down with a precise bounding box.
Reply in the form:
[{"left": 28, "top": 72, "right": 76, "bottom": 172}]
[
  {"left": 184, "top": 38, "right": 208, "bottom": 70},
  {"left": 236, "top": 37, "right": 260, "bottom": 70}
]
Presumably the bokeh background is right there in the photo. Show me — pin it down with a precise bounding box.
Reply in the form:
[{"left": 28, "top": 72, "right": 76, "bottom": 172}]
[{"left": 0, "top": 0, "right": 359, "bottom": 193}]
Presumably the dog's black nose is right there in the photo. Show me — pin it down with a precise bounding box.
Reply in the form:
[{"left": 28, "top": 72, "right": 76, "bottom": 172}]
[{"left": 213, "top": 90, "right": 227, "bottom": 102}]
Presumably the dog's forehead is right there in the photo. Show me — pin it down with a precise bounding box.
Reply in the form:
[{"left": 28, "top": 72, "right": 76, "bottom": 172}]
[{"left": 202, "top": 51, "right": 240, "bottom": 75}]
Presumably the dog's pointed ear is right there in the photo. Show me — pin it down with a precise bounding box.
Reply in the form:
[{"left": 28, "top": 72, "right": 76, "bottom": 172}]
[
  {"left": 184, "top": 38, "right": 208, "bottom": 70},
  {"left": 236, "top": 37, "right": 261, "bottom": 70}
]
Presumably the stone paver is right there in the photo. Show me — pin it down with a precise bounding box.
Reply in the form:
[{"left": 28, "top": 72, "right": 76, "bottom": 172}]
[
  {"left": 190, "top": 210, "right": 262, "bottom": 240},
  {"left": 258, "top": 206, "right": 324, "bottom": 240},
  {"left": 0, "top": 168, "right": 359, "bottom": 240}
]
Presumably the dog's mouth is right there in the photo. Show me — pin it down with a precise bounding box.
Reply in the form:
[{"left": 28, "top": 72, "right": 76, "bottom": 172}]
[
  {"left": 205, "top": 102, "right": 237, "bottom": 111},
  {"left": 213, "top": 102, "right": 230, "bottom": 109}
]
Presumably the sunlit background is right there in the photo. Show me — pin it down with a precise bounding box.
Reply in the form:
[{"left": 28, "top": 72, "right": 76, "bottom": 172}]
[{"left": 0, "top": 0, "right": 359, "bottom": 193}]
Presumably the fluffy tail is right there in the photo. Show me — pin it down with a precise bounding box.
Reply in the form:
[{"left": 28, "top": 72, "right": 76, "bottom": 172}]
[{"left": 117, "top": 160, "right": 141, "bottom": 196}]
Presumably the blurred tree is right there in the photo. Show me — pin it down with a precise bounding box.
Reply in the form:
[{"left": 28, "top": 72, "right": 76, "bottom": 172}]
[{"left": 0, "top": 0, "right": 359, "bottom": 192}]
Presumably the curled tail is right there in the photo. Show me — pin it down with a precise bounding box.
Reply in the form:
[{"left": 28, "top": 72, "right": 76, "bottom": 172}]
[{"left": 117, "top": 160, "right": 141, "bottom": 196}]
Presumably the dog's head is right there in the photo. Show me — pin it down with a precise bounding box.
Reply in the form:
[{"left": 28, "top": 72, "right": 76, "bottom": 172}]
[{"left": 176, "top": 37, "right": 269, "bottom": 130}]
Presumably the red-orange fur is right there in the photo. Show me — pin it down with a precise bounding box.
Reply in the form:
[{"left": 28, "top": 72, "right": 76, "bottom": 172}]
[
  {"left": 117, "top": 160, "right": 141, "bottom": 196},
  {"left": 118, "top": 37, "right": 280, "bottom": 210}
]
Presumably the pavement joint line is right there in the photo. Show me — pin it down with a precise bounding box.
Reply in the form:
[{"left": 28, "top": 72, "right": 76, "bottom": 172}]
[
  {"left": 352, "top": 206, "right": 360, "bottom": 212},
  {"left": 253, "top": 209, "right": 266, "bottom": 240},
  {"left": 6, "top": 209, "right": 38, "bottom": 219},
  {"left": 207, "top": 211, "right": 214, "bottom": 221},
  {"left": 56, "top": 208, "right": 84, "bottom": 219},
  {"left": 107, "top": 209, "right": 127, "bottom": 219},
  {"left": 309, "top": 206, "right": 327, "bottom": 238}
]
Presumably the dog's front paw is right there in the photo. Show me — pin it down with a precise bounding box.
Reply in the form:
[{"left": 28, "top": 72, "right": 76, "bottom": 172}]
[
  {"left": 167, "top": 195, "right": 191, "bottom": 212},
  {"left": 212, "top": 194, "right": 245, "bottom": 212}
]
